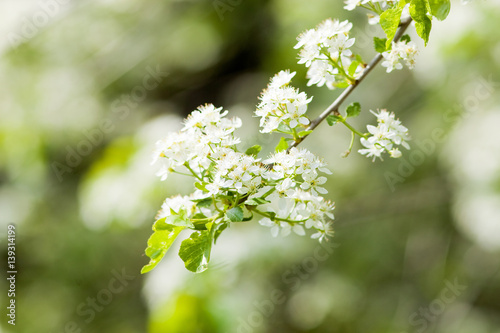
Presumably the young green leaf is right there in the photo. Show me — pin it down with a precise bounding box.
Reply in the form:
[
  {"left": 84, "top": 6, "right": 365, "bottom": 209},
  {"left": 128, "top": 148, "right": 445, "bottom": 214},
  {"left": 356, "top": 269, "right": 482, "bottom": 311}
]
[
  {"left": 275, "top": 137, "right": 289, "bottom": 152},
  {"left": 245, "top": 145, "right": 262, "bottom": 157},
  {"left": 179, "top": 229, "right": 213, "bottom": 273},
  {"left": 400, "top": 34, "right": 412, "bottom": 43},
  {"left": 141, "top": 219, "right": 185, "bottom": 274},
  {"left": 427, "top": 0, "right": 450, "bottom": 21},
  {"left": 380, "top": 5, "right": 404, "bottom": 48},
  {"left": 348, "top": 60, "right": 361, "bottom": 76},
  {"left": 277, "top": 123, "right": 291, "bottom": 133},
  {"left": 410, "top": 0, "right": 432, "bottom": 45},
  {"left": 374, "top": 37, "right": 389, "bottom": 53},
  {"left": 195, "top": 197, "right": 213, "bottom": 208},
  {"left": 267, "top": 211, "right": 277, "bottom": 221},
  {"left": 298, "top": 130, "right": 313, "bottom": 138},
  {"left": 194, "top": 182, "right": 208, "bottom": 192},
  {"left": 346, "top": 102, "right": 361, "bottom": 118},
  {"left": 327, "top": 114, "right": 343, "bottom": 126},
  {"left": 226, "top": 206, "right": 244, "bottom": 222},
  {"left": 192, "top": 222, "right": 208, "bottom": 231},
  {"left": 334, "top": 80, "right": 350, "bottom": 89},
  {"left": 165, "top": 214, "right": 193, "bottom": 227}
]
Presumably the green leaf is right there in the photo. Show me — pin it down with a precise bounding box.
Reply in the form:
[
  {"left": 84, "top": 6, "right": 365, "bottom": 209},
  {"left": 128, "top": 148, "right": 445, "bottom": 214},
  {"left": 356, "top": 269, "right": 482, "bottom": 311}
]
[
  {"left": 414, "top": 17, "right": 432, "bottom": 46},
  {"left": 192, "top": 223, "right": 208, "bottom": 231},
  {"left": 226, "top": 206, "right": 244, "bottom": 222},
  {"left": 165, "top": 213, "right": 193, "bottom": 227},
  {"left": 277, "top": 123, "right": 291, "bottom": 133},
  {"left": 427, "top": 0, "right": 450, "bottom": 21},
  {"left": 191, "top": 213, "right": 207, "bottom": 220},
  {"left": 298, "top": 130, "right": 313, "bottom": 138},
  {"left": 380, "top": 5, "right": 404, "bottom": 48},
  {"left": 141, "top": 219, "right": 185, "bottom": 274},
  {"left": 410, "top": 0, "right": 432, "bottom": 45},
  {"left": 195, "top": 197, "right": 213, "bottom": 208},
  {"left": 195, "top": 182, "right": 207, "bottom": 192},
  {"left": 400, "top": 34, "right": 412, "bottom": 43},
  {"left": 374, "top": 37, "right": 388, "bottom": 53},
  {"left": 179, "top": 229, "right": 213, "bottom": 273},
  {"left": 348, "top": 60, "right": 360, "bottom": 76},
  {"left": 267, "top": 211, "right": 276, "bottom": 221},
  {"left": 214, "top": 222, "right": 228, "bottom": 244},
  {"left": 245, "top": 145, "right": 262, "bottom": 157},
  {"left": 326, "top": 114, "right": 343, "bottom": 126},
  {"left": 334, "top": 80, "right": 350, "bottom": 89},
  {"left": 346, "top": 102, "right": 361, "bottom": 118},
  {"left": 275, "top": 137, "right": 288, "bottom": 153}
]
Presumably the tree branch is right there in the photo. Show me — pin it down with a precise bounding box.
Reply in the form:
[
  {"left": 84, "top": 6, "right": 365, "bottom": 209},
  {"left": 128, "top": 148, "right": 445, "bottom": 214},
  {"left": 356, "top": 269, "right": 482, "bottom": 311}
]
[{"left": 288, "top": 17, "right": 413, "bottom": 150}]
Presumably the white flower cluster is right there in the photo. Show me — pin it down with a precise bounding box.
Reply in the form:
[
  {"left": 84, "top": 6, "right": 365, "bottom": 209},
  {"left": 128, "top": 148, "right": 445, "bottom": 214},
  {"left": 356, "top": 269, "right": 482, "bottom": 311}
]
[
  {"left": 152, "top": 104, "right": 242, "bottom": 180},
  {"left": 258, "top": 147, "right": 334, "bottom": 241},
  {"left": 294, "top": 19, "right": 362, "bottom": 89},
  {"left": 358, "top": 109, "right": 411, "bottom": 161},
  {"left": 256, "top": 70, "right": 312, "bottom": 133},
  {"left": 205, "top": 148, "right": 262, "bottom": 196},
  {"left": 381, "top": 41, "right": 418, "bottom": 73},
  {"left": 152, "top": 104, "right": 335, "bottom": 242}
]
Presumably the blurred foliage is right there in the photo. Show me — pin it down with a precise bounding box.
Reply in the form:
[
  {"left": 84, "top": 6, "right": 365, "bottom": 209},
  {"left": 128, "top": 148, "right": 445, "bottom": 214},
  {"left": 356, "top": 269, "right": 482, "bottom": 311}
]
[{"left": 1, "top": 0, "right": 499, "bottom": 332}]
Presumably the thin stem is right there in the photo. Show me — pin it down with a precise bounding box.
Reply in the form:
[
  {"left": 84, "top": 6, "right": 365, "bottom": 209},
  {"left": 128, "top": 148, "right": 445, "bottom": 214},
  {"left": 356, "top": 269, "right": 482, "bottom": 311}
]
[
  {"left": 288, "top": 17, "right": 413, "bottom": 151},
  {"left": 212, "top": 196, "right": 223, "bottom": 213},
  {"left": 343, "top": 131, "right": 356, "bottom": 158},
  {"left": 232, "top": 193, "right": 241, "bottom": 208},
  {"left": 191, "top": 213, "right": 223, "bottom": 223},
  {"left": 292, "top": 127, "right": 299, "bottom": 141},
  {"left": 261, "top": 187, "right": 276, "bottom": 199},
  {"left": 184, "top": 163, "right": 203, "bottom": 181},
  {"left": 341, "top": 119, "right": 367, "bottom": 138},
  {"left": 322, "top": 49, "right": 354, "bottom": 83},
  {"left": 173, "top": 170, "right": 195, "bottom": 178},
  {"left": 252, "top": 208, "right": 308, "bottom": 224}
]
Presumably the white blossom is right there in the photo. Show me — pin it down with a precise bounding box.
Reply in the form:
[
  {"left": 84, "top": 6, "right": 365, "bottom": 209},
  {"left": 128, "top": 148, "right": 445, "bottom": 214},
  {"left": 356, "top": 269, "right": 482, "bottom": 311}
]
[
  {"left": 152, "top": 102, "right": 335, "bottom": 244},
  {"left": 381, "top": 41, "right": 418, "bottom": 73},
  {"left": 344, "top": 0, "right": 370, "bottom": 11},
  {"left": 256, "top": 70, "right": 312, "bottom": 133},
  {"left": 295, "top": 19, "right": 361, "bottom": 89},
  {"left": 358, "top": 109, "right": 411, "bottom": 161},
  {"left": 311, "top": 222, "right": 334, "bottom": 243}
]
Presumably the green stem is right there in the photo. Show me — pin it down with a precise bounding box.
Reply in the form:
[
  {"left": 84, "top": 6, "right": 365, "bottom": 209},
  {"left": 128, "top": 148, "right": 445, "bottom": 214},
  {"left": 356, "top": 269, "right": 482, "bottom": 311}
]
[
  {"left": 191, "top": 213, "right": 223, "bottom": 223},
  {"left": 321, "top": 49, "right": 354, "bottom": 82},
  {"left": 341, "top": 119, "right": 367, "bottom": 138},
  {"left": 252, "top": 208, "right": 308, "bottom": 224},
  {"left": 173, "top": 170, "right": 195, "bottom": 178},
  {"left": 343, "top": 131, "right": 356, "bottom": 158},
  {"left": 184, "top": 163, "right": 203, "bottom": 181},
  {"left": 291, "top": 127, "right": 299, "bottom": 141},
  {"left": 212, "top": 196, "right": 223, "bottom": 213},
  {"left": 261, "top": 187, "right": 276, "bottom": 199},
  {"left": 232, "top": 193, "right": 241, "bottom": 208}
]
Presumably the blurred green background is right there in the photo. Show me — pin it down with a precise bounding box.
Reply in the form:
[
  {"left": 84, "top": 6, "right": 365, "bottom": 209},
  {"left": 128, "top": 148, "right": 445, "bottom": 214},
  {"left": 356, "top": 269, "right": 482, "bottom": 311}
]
[{"left": 1, "top": 0, "right": 500, "bottom": 332}]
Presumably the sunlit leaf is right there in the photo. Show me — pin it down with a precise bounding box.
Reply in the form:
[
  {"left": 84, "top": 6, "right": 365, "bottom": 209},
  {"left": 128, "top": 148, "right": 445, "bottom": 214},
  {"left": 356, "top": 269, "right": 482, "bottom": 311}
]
[
  {"left": 179, "top": 228, "right": 213, "bottom": 273},
  {"left": 141, "top": 219, "right": 185, "bottom": 274}
]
